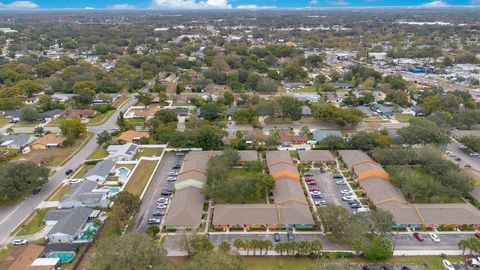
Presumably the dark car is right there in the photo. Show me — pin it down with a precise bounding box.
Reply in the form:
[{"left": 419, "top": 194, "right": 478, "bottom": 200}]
[
  {"left": 65, "top": 169, "right": 74, "bottom": 176},
  {"left": 475, "top": 232, "right": 480, "bottom": 238},
  {"left": 287, "top": 230, "right": 294, "bottom": 241},
  {"left": 32, "top": 187, "right": 42, "bottom": 194},
  {"left": 351, "top": 203, "right": 362, "bottom": 209},
  {"left": 160, "top": 189, "right": 173, "bottom": 196},
  {"left": 304, "top": 173, "right": 313, "bottom": 177},
  {"left": 172, "top": 164, "right": 181, "bottom": 170},
  {"left": 348, "top": 199, "right": 360, "bottom": 205},
  {"left": 320, "top": 167, "right": 326, "bottom": 173},
  {"left": 413, "top": 232, "right": 424, "bottom": 241},
  {"left": 273, "top": 233, "right": 281, "bottom": 242},
  {"left": 152, "top": 211, "right": 164, "bottom": 217},
  {"left": 362, "top": 266, "right": 372, "bottom": 270},
  {"left": 333, "top": 173, "right": 343, "bottom": 179}
]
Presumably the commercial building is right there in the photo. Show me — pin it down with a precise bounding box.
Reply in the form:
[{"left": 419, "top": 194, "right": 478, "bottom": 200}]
[
  {"left": 298, "top": 150, "right": 335, "bottom": 165},
  {"left": 338, "top": 150, "right": 480, "bottom": 229}
]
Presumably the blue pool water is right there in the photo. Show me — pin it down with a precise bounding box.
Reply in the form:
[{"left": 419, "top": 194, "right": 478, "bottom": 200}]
[
  {"left": 107, "top": 187, "right": 120, "bottom": 194},
  {"left": 118, "top": 167, "right": 129, "bottom": 177},
  {"left": 81, "top": 223, "right": 97, "bottom": 240},
  {"left": 47, "top": 252, "right": 75, "bottom": 263}
]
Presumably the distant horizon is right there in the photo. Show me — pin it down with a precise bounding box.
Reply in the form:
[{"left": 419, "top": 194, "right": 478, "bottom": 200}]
[{"left": 0, "top": 0, "right": 479, "bottom": 11}]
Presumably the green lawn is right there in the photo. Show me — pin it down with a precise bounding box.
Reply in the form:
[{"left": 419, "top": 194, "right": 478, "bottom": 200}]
[
  {"left": 47, "top": 184, "right": 73, "bottom": 201},
  {"left": 0, "top": 117, "right": 10, "bottom": 127},
  {"left": 395, "top": 114, "right": 415, "bottom": 123},
  {"left": 112, "top": 95, "right": 129, "bottom": 108},
  {"left": 88, "top": 146, "right": 109, "bottom": 160},
  {"left": 292, "top": 85, "right": 317, "bottom": 93},
  {"left": 133, "top": 148, "right": 163, "bottom": 159},
  {"left": 126, "top": 118, "right": 146, "bottom": 127},
  {"left": 16, "top": 208, "right": 51, "bottom": 236},
  {"left": 13, "top": 121, "right": 40, "bottom": 127},
  {"left": 241, "top": 255, "right": 465, "bottom": 270},
  {"left": 71, "top": 164, "right": 94, "bottom": 178},
  {"left": 172, "top": 101, "right": 190, "bottom": 106},
  {"left": 124, "top": 160, "right": 158, "bottom": 196},
  {"left": 88, "top": 110, "right": 115, "bottom": 126}
]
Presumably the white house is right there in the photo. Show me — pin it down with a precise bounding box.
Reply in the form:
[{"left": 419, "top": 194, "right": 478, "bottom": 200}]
[
  {"left": 106, "top": 143, "right": 139, "bottom": 161},
  {"left": 84, "top": 160, "right": 116, "bottom": 182}
]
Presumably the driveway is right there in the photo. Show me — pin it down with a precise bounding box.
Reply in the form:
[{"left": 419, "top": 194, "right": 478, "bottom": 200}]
[{"left": 133, "top": 152, "right": 184, "bottom": 233}]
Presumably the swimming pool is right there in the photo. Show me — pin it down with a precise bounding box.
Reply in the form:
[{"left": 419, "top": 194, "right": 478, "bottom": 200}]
[
  {"left": 118, "top": 167, "right": 130, "bottom": 178},
  {"left": 106, "top": 187, "right": 120, "bottom": 194},
  {"left": 81, "top": 223, "right": 97, "bottom": 240},
  {"left": 47, "top": 252, "right": 75, "bottom": 263}
]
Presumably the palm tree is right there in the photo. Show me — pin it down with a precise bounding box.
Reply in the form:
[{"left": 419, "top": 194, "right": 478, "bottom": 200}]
[
  {"left": 264, "top": 240, "right": 273, "bottom": 255},
  {"left": 233, "top": 238, "right": 244, "bottom": 253},
  {"left": 459, "top": 239, "right": 468, "bottom": 255},
  {"left": 275, "top": 242, "right": 285, "bottom": 255},
  {"left": 251, "top": 239, "right": 259, "bottom": 256}
]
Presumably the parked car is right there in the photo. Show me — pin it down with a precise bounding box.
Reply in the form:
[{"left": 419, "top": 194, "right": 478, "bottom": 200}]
[
  {"left": 413, "top": 232, "right": 424, "bottom": 241},
  {"left": 340, "top": 189, "right": 350, "bottom": 194},
  {"left": 65, "top": 169, "right": 73, "bottom": 176},
  {"left": 471, "top": 152, "right": 479, "bottom": 157},
  {"left": 351, "top": 203, "right": 361, "bottom": 209},
  {"left": 287, "top": 230, "right": 294, "bottom": 241},
  {"left": 12, "top": 239, "right": 27, "bottom": 245},
  {"left": 172, "top": 164, "right": 181, "bottom": 169},
  {"left": 475, "top": 232, "right": 480, "bottom": 238},
  {"left": 305, "top": 179, "right": 316, "bottom": 183},
  {"left": 160, "top": 189, "right": 173, "bottom": 196},
  {"left": 308, "top": 188, "right": 320, "bottom": 192},
  {"left": 307, "top": 182, "right": 317, "bottom": 186},
  {"left": 273, "top": 233, "right": 281, "bottom": 242},
  {"left": 32, "top": 187, "right": 42, "bottom": 194},
  {"left": 304, "top": 173, "right": 313, "bottom": 177},
  {"left": 152, "top": 211, "right": 164, "bottom": 217},
  {"left": 175, "top": 152, "right": 185, "bottom": 156},
  {"left": 169, "top": 171, "right": 178, "bottom": 176},
  {"left": 442, "top": 259, "right": 455, "bottom": 270},
  {"left": 147, "top": 218, "right": 161, "bottom": 224},
  {"left": 335, "top": 180, "right": 345, "bottom": 185},
  {"left": 429, "top": 232, "right": 440, "bottom": 243},
  {"left": 333, "top": 173, "right": 343, "bottom": 179},
  {"left": 157, "top": 198, "right": 169, "bottom": 204},
  {"left": 348, "top": 199, "right": 360, "bottom": 205},
  {"left": 466, "top": 258, "right": 480, "bottom": 267},
  {"left": 68, "top": 179, "right": 81, "bottom": 184},
  {"left": 305, "top": 177, "right": 315, "bottom": 181},
  {"left": 167, "top": 176, "right": 177, "bottom": 181},
  {"left": 157, "top": 204, "right": 167, "bottom": 209},
  {"left": 314, "top": 200, "right": 326, "bottom": 206},
  {"left": 342, "top": 195, "right": 354, "bottom": 201},
  {"left": 455, "top": 157, "right": 462, "bottom": 161}
]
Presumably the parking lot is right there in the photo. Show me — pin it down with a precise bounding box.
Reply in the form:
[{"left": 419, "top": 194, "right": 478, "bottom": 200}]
[
  {"left": 305, "top": 168, "right": 362, "bottom": 213},
  {"left": 133, "top": 152, "right": 184, "bottom": 233}
]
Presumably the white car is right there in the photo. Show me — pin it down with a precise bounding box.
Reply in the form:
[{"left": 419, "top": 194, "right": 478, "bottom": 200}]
[
  {"left": 340, "top": 189, "right": 350, "bottom": 194},
  {"left": 310, "top": 191, "right": 322, "bottom": 195},
  {"left": 157, "top": 198, "right": 169, "bottom": 204},
  {"left": 169, "top": 172, "right": 178, "bottom": 176},
  {"left": 471, "top": 152, "right": 479, "bottom": 157},
  {"left": 157, "top": 204, "right": 167, "bottom": 209},
  {"left": 442, "top": 259, "right": 455, "bottom": 270},
  {"left": 429, "top": 232, "right": 440, "bottom": 243},
  {"left": 167, "top": 176, "right": 177, "bottom": 181},
  {"left": 12, "top": 239, "right": 27, "bottom": 245},
  {"left": 68, "top": 179, "right": 81, "bottom": 184}
]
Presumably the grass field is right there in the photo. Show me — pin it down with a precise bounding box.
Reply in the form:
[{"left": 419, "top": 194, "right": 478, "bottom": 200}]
[
  {"left": 87, "top": 110, "right": 115, "bottom": 126},
  {"left": 88, "top": 146, "right": 109, "bottom": 160},
  {"left": 47, "top": 184, "right": 73, "bottom": 201},
  {"left": 395, "top": 114, "right": 415, "bottom": 123},
  {"left": 292, "top": 85, "right": 317, "bottom": 93},
  {"left": 71, "top": 164, "right": 94, "bottom": 178},
  {"left": 133, "top": 148, "right": 163, "bottom": 159},
  {"left": 126, "top": 118, "right": 146, "bottom": 127},
  {"left": 16, "top": 208, "right": 51, "bottom": 236},
  {"left": 0, "top": 116, "right": 10, "bottom": 127},
  {"left": 124, "top": 160, "right": 158, "bottom": 196},
  {"left": 13, "top": 121, "right": 40, "bottom": 127}
]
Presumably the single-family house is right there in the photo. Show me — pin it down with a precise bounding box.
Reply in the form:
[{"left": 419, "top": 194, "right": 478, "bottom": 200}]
[
  {"left": 301, "top": 105, "right": 312, "bottom": 118},
  {"left": 167, "top": 107, "right": 190, "bottom": 116},
  {"left": 84, "top": 160, "right": 116, "bottom": 182},
  {"left": 62, "top": 109, "right": 96, "bottom": 119},
  {"left": 277, "top": 130, "right": 308, "bottom": 146},
  {"left": 31, "top": 134, "right": 65, "bottom": 150},
  {"left": 282, "top": 82, "right": 305, "bottom": 91},
  {"left": 372, "top": 104, "right": 394, "bottom": 118},
  {"left": 39, "top": 109, "right": 63, "bottom": 122},
  {"left": 106, "top": 143, "right": 139, "bottom": 161},
  {"left": 332, "top": 83, "right": 354, "bottom": 89},
  {"left": 59, "top": 180, "right": 109, "bottom": 209},
  {"left": 0, "top": 134, "right": 34, "bottom": 149},
  {"left": 47, "top": 207, "right": 94, "bottom": 243},
  {"left": 118, "top": 130, "right": 149, "bottom": 143},
  {"left": 4, "top": 110, "right": 21, "bottom": 123},
  {"left": 237, "top": 150, "right": 259, "bottom": 165}
]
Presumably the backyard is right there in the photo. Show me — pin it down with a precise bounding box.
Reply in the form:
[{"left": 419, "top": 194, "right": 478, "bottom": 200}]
[
  {"left": 133, "top": 148, "right": 163, "bottom": 159},
  {"left": 124, "top": 159, "right": 158, "bottom": 196},
  {"left": 87, "top": 146, "right": 109, "bottom": 160},
  {"left": 46, "top": 184, "right": 73, "bottom": 201}
]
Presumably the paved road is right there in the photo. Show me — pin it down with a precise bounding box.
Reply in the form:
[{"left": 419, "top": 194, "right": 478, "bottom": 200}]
[
  {"left": 133, "top": 152, "right": 184, "bottom": 233},
  {"left": 0, "top": 96, "right": 136, "bottom": 245},
  {"left": 446, "top": 139, "right": 480, "bottom": 171}
]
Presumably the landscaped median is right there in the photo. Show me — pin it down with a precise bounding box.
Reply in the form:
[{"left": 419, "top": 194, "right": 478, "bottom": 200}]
[{"left": 124, "top": 159, "right": 159, "bottom": 197}]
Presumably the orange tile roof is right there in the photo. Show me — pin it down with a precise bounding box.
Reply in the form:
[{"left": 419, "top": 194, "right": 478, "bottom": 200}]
[
  {"left": 32, "top": 134, "right": 65, "bottom": 146},
  {"left": 118, "top": 130, "right": 150, "bottom": 142}
]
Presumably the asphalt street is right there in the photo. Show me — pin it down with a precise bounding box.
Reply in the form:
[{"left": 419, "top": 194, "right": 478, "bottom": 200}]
[
  {"left": 0, "top": 96, "right": 136, "bottom": 245},
  {"left": 133, "top": 152, "right": 184, "bottom": 233},
  {"left": 446, "top": 139, "right": 480, "bottom": 171}
]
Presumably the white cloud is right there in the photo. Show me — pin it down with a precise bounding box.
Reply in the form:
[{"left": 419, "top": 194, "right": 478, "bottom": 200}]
[
  {"left": 151, "top": 0, "right": 231, "bottom": 9},
  {"left": 0, "top": 1, "right": 39, "bottom": 9},
  {"left": 421, "top": 1, "right": 449, "bottom": 7},
  {"left": 85, "top": 6, "right": 95, "bottom": 10},
  {"left": 109, "top": 4, "right": 136, "bottom": 9},
  {"left": 326, "top": 0, "right": 349, "bottom": 6},
  {"left": 309, "top": 0, "right": 318, "bottom": 4},
  {"left": 236, "top": 4, "right": 276, "bottom": 9}
]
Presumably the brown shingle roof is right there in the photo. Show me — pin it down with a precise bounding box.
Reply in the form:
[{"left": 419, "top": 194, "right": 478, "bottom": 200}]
[
  {"left": 298, "top": 150, "right": 335, "bottom": 163},
  {"left": 237, "top": 150, "right": 259, "bottom": 162},
  {"left": 266, "top": 151, "right": 292, "bottom": 166},
  {"left": 32, "top": 134, "right": 65, "bottom": 147},
  {"left": 212, "top": 204, "right": 279, "bottom": 226},
  {"left": 416, "top": 203, "right": 480, "bottom": 225},
  {"left": 338, "top": 150, "right": 371, "bottom": 171},
  {"left": 118, "top": 130, "right": 149, "bottom": 142},
  {"left": 163, "top": 187, "right": 205, "bottom": 228},
  {"left": 274, "top": 177, "right": 307, "bottom": 204},
  {"left": 359, "top": 177, "right": 405, "bottom": 205}
]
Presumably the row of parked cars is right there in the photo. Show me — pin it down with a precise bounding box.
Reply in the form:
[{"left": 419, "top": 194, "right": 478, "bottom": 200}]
[
  {"left": 147, "top": 164, "right": 181, "bottom": 225},
  {"left": 304, "top": 172, "right": 326, "bottom": 207}
]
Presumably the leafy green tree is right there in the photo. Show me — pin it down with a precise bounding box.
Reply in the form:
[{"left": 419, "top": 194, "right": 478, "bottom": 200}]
[
  {"left": 154, "top": 109, "right": 178, "bottom": 124},
  {"left": 232, "top": 108, "right": 258, "bottom": 124},
  {"left": 33, "top": 126, "right": 44, "bottom": 137},
  {"left": 362, "top": 236, "right": 393, "bottom": 260},
  {"left": 136, "top": 91, "right": 152, "bottom": 108},
  {"left": 200, "top": 103, "right": 223, "bottom": 121},
  {"left": 20, "top": 106, "right": 39, "bottom": 122},
  {"left": 276, "top": 96, "right": 303, "bottom": 121},
  {"left": 59, "top": 118, "right": 87, "bottom": 145},
  {"left": 460, "top": 136, "right": 480, "bottom": 152},
  {"left": 219, "top": 241, "right": 231, "bottom": 253},
  {"left": 92, "top": 233, "right": 175, "bottom": 270},
  {"left": 385, "top": 90, "right": 409, "bottom": 106},
  {"left": 319, "top": 136, "right": 349, "bottom": 150},
  {"left": 256, "top": 99, "right": 279, "bottom": 118},
  {"left": 191, "top": 235, "right": 214, "bottom": 257},
  {"left": 396, "top": 118, "right": 450, "bottom": 146},
  {"left": 223, "top": 91, "right": 234, "bottom": 106},
  {"left": 146, "top": 225, "right": 160, "bottom": 238},
  {"left": 0, "top": 162, "right": 49, "bottom": 203},
  {"left": 97, "top": 130, "right": 112, "bottom": 146},
  {"left": 16, "top": 79, "right": 42, "bottom": 97}
]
